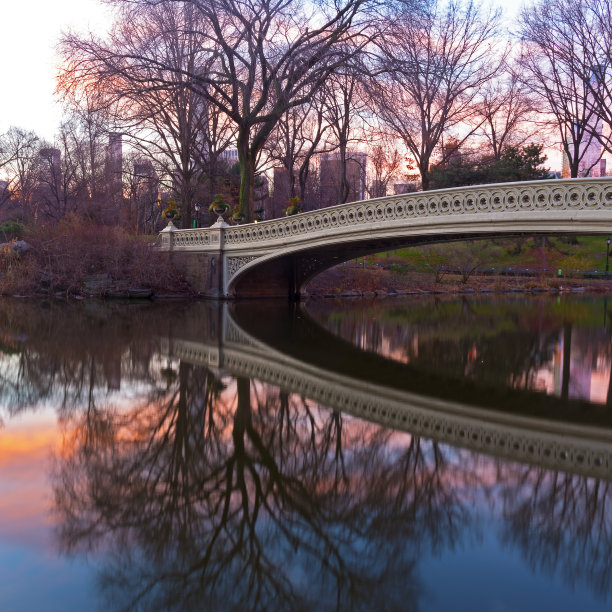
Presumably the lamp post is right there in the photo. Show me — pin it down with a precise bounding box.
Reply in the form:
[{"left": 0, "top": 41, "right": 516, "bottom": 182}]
[
  {"left": 607, "top": 237, "right": 611, "bottom": 277},
  {"left": 194, "top": 202, "right": 201, "bottom": 228}
]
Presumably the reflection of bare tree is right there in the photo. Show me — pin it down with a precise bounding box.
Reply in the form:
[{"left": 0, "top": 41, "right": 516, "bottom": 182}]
[
  {"left": 0, "top": 300, "right": 186, "bottom": 417},
  {"left": 498, "top": 464, "right": 612, "bottom": 598},
  {"left": 54, "top": 365, "right": 472, "bottom": 611}
]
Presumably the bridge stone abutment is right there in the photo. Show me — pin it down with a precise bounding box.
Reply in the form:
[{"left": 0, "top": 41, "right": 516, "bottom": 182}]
[{"left": 159, "top": 178, "right": 612, "bottom": 299}]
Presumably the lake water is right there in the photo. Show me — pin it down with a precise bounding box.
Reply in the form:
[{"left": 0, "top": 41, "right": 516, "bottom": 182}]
[{"left": 0, "top": 295, "right": 611, "bottom": 611}]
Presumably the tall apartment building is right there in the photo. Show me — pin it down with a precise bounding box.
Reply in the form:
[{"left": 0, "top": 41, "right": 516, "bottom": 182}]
[
  {"left": 271, "top": 167, "right": 291, "bottom": 218},
  {"left": 219, "top": 148, "right": 239, "bottom": 165},
  {"left": 319, "top": 152, "right": 367, "bottom": 208},
  {"left": 106, "top": 133, "right": 123, "bottom": 203}
]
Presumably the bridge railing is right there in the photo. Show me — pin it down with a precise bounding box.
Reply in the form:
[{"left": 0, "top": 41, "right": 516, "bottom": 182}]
[{"left": 160, "top": 177, "right": 612, "bottom": 252}]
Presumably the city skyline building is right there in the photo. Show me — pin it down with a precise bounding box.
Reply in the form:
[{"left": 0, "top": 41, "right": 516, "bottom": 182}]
[
  {"left": 105, "top": 132, "right": 123, "bottom": 204},
  {"left": 319, "top": 151, "right": 367, "bottom": 208}
]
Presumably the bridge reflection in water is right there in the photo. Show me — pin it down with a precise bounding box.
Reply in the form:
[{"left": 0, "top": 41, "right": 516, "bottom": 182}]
[
  {"left": 164, "top": 301, "right": 612, "bottom": 479},
  {"left": 3, "top": 298, "right": 607, "bottom": 610}
]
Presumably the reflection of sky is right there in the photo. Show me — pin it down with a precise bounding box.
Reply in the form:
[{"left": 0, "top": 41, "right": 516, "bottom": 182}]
[
  {"left": 0, "top": 409, "right": 98, "bottom": 610},
  {"left": 419, "top": 520, "right": 609, "bottom": 612},
  {"left": 2, "top": 374, "right": 612, "bottom": 609}
]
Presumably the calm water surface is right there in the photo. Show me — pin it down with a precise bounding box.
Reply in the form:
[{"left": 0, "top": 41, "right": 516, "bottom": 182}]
[{"left": 0, "top": 295, "right": 611, "bottom": 611}]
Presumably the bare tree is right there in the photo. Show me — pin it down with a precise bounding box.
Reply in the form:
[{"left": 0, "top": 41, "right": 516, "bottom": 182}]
[
  {"left": 518, "top": 0, "right": 610, "bottom": 177},
  {"left": 366, "top": 140, "right": 405, "bottom": 198},
  {"left": 264, "top": 97, "right": 331, "bottom": 213},
  {"left": 60, "top": 0, "right": 372, "bottom": 222},
  {"left": 320, "top": 64, "right": 369, "bottom": 205},
  {"left": 59, "top": 2, "right": 235, "bottom": 228},
  {"left": 59, "top": 90, "right": 111, "bottom": 204},
  {"left": 0, "top": 127, "right": 41, "bottom": 220},
  {"left": 476, "top": 71, "right": 538, "bottom": 161},
  {"left": 372, "top": 0, "right": 503, "bottom": 190}
]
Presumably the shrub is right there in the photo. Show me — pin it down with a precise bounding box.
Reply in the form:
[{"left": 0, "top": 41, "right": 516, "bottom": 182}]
[{"left": 0, "top": 215, "right": 190, "bottom": 296}]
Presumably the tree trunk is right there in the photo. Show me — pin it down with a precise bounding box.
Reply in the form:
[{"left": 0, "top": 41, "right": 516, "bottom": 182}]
[{"left": 237, "top": 130, "right": 255, "bottom": 222}]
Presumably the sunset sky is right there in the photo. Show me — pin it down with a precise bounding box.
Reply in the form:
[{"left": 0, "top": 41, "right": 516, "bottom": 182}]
[{"left": 0, "top": 0, "right": 518, "bottom": 143}]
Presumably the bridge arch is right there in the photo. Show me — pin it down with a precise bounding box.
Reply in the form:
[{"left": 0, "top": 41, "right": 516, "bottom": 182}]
[{"left": 160, "top": 178, "right": 612, "bottom": 298}]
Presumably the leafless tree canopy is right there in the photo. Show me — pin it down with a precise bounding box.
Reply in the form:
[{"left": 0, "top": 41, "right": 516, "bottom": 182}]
[
  {"left": 518, "top": 0, "right": 612, "bottom": 177},
  {"left": 371, "top": 0, "right": 503, "bottom": 190},
  {"left": 59, "top": 0, "right": 373, "bottom": 220},
  {"left": 2, "top": 0, "right": 612, "bottom": 229}
]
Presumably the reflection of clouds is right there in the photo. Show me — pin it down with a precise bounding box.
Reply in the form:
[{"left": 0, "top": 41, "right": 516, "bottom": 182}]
[{"left": 0, "top": 412, "right": 59, "bottom": 549}]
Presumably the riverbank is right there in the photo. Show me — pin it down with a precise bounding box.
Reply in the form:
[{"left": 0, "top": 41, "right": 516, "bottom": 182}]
[
  {"left": 304, "top": 264, "right": 612, "bottom": 298},
  {"left": 0, "top": 217, "right": 194, "bottom": 299}
]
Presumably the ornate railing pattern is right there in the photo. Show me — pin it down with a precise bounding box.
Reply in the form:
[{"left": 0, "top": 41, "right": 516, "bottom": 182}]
[{"left": 163, "top": 178, "right": 612, "bottom": 252}]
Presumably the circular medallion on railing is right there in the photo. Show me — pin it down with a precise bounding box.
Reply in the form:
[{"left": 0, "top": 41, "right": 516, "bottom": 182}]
[
  {"left": 477, "top": 195, "right": 489, "bottom": 211},
  {"left": 299, "top": 220, "right": 306, "bottom": 231},
  {"left": 322, "top": 215, "right": 330, "bottom": 227},
  {"left": 464, "top": 194, "right": 476, "bottom": 212},
  {"left": 406, "top": 202, "right": 415, "bottom": 215},
  {"left": 604, "top": 186, "right": 612, "bottom": 206},
  {"left": 376, "top": 206, "right": 384, "bottom": 220},
  {"left": 519, "top": 191, "right": 533, "bottom": 209},
  {"left": 338, "top": 211, "right": 347, "bottom": 224},
  {"left": 452, "top": 198, "right": 462, "bottom": 213},
  {"left": 567, "top": 187, "right": 582, "bottom": 207},
  {"left": 550, "top": 188, "right": 565, "bottom": 207},
  {"left": 385, "top": 204, "right": 395, "bottom": 218},
  {"left": 417, "top": 200, "right": 426, "bottom": 214},
  {"left": 314, "top": 216, "right": 322, "bottom": 229},
  {"left": 257, "top": 229, "right": 263, "bottom": 239},
  {"left": 490, "top": 193, "right": 503, "bottom": 211},
  {"left": 504, "top": 191, "right": 518, "bottom": 210},
  {"left": 534, "top": 189, "right": 549, "bottom": 209},
  {"left": 428, "top": 199, "right": 438, "bottom": 214},
  {"left": 439, "top": 198, "right": 450, "bottom": 213},
  {"left": 584, "top": 187, "right": 599, "bottom": 207},
  {"left": 291, "top": 221, "right": 299, "bottom": 232},
  {"left": 306, "top": 219, "right": 314, "bottom": 230},
  {"left": 395, "top": 202, "right": 405, "bottom": 216},
  {"left": 356, "top": 208, "right": 365, "bottom": 221},
  {"left": 347, "top": 209, "right": 356, "bottom": 223},
  {"left": 330, "top": 213, "right": 338, "bottom": 225},
  {"left": 270, "top": 227, "right": 277, "bottom": 238}
]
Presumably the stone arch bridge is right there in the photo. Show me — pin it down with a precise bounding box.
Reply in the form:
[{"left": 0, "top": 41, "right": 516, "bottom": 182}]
[{"left": 160, "top": 178, "right": 612, "bottom": 298}]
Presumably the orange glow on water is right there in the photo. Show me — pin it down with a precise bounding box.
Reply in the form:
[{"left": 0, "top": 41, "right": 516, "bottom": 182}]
[{"left": 0, "top": 417, "right": 61, "bottom": 547}]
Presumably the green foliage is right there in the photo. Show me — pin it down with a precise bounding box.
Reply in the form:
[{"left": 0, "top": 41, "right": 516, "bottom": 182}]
[
  {"left": 0, "top": 221, "right": 25, "bottom": 241},
  {"left": 429, "top": 144, "right": 550, "bottom": 189}
]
